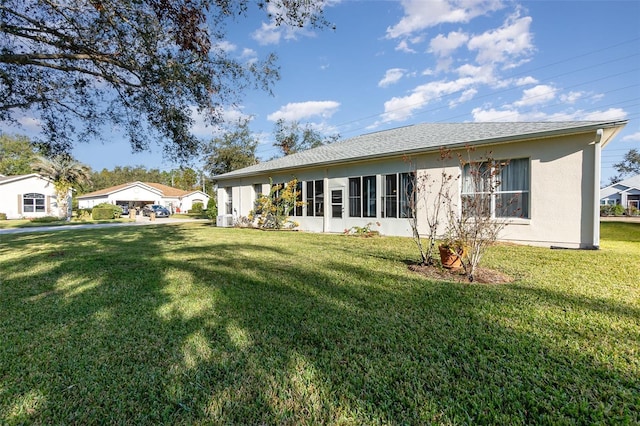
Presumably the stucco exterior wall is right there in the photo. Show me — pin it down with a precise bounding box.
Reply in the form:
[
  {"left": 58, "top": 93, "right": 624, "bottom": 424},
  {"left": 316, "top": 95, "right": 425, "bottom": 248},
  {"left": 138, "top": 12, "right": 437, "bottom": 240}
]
[
  {"left": 78, "top": 186, "right": 163, "bottom": 208},
  {"left": 216, "top": 130, "right": 607, "bottom": 248},
  {"left": 0, "top": 175, "right": 64, "bottom": 219}
]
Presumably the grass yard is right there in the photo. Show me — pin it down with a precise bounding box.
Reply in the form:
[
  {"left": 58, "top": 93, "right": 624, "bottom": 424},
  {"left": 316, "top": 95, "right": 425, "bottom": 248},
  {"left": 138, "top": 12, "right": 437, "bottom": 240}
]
[{"left": 0, "top": 222, "right": 638, "bottom": 424}]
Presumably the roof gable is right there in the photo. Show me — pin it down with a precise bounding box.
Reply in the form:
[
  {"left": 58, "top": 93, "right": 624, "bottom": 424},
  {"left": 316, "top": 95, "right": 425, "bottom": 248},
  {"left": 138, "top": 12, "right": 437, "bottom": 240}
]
[
  {"left": 0, "top": 173, "right": 53, "bottom": 186},
  {"left": 214, "top": 121, "right": 627, "bottom": 180},
  {"left": 77, "top": 181, "right": 194, "bottom": 199}
]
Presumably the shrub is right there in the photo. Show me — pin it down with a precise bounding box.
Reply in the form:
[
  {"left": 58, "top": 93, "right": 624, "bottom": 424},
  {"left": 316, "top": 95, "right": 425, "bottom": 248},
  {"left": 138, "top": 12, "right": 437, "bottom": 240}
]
[
  {"left": 0, "top": 213, "right": 6, "bottom": 220},
  {"left": 612, "top": 204, "right": 625, "bottom": 216},
  {"left": 191, "top": 202, "right": 204, "bottom": 213},
  {"left": 92, "top": 207, "right": 116, "bottom": 220},
  {"left": 93, "top": 203, "right": 122, "bottom": 219},
  {"left": 206, "top": 197, "right": 217, "bottom": 222},
  {"left": 30, "top": 216, "right": 61, "bottom": 223}
]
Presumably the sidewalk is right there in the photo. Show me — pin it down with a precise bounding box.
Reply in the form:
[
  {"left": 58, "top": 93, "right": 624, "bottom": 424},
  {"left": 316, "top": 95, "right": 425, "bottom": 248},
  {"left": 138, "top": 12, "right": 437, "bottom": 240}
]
[{"left": 0, "top": 215, "right": 208, "bottom": 235}]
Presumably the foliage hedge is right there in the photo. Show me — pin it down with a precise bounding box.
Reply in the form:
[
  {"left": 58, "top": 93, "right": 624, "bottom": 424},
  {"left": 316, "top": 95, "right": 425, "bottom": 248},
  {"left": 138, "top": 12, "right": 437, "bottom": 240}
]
[
  {"left": 191, "top": 202, "right": 204, "bottom": 213},
  {"left": 92, "top": 208, "right": 115, "bottom": 220},
  {"left": 0, "top": 213, "right": 6, "bottom": 220}
]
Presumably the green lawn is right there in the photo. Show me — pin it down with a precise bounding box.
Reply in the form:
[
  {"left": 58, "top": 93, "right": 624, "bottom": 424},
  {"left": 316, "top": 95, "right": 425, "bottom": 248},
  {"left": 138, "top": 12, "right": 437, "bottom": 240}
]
[{"left": 0, "top": 222, "right": 638, "bottom": 424}]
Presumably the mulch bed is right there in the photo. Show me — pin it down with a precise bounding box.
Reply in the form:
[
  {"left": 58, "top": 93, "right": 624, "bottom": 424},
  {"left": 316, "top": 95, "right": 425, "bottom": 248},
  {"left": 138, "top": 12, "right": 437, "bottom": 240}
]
[{"left": 408, "top": 263, "right": 514, "bottom": 284}]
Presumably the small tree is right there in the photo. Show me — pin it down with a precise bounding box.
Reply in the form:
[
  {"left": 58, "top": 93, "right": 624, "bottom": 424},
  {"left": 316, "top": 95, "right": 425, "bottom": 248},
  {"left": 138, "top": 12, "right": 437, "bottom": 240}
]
[
  {"left": 446, "top": 148, "right": 514, "bottom": 281},
  {"left": 249, "top": 178, "right": 302, "bottom": 229},
  {"left": 31, "top": 155, "right": 92, "bottom": 219},
  {"left": 206, "top": 197, "right": 218, "bottom": 223},
  {"left": 406, "top": 149, "right": 457, "bottom": 266}
]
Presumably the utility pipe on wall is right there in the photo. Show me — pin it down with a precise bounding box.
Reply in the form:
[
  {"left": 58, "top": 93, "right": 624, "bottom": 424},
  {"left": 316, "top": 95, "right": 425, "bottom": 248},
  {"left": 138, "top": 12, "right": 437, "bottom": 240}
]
[{"left": 593, "top": 128, "right": 603, "bottom": 249}]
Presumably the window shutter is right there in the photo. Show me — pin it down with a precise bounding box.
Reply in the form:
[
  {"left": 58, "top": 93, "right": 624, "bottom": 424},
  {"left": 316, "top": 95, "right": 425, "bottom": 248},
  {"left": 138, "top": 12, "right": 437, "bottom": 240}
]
[
  {"left": 17, "top": 194, "right": 22, "bottom": 213},
  {"left": 47, "top": 195, "right": 51, "bottom": 214}
]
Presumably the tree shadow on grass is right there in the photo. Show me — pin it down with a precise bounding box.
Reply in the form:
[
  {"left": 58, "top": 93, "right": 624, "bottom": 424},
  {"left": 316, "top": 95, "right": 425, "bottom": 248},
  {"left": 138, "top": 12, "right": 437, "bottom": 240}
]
[{"left": 0, "top": 226, "right": 638, "bottom": 424}]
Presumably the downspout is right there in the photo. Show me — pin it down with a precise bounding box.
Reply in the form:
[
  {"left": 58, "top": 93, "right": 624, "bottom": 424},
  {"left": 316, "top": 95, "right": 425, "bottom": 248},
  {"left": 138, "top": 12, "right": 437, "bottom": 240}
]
[{"left": 592, "top": 128, "right": 603, "bottom": 249}]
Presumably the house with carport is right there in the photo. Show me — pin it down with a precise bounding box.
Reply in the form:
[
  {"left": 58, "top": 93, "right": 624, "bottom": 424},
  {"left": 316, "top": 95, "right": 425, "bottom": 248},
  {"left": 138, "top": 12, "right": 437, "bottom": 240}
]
[
  {"left": 213, "top": 121, "right": 627, "bottom": 249},
  {"left": 77, "top": 181, "right": 209, "bottom": 214},
  {"left": 0, "top": 173, "right": 71, "bottom": 219}
]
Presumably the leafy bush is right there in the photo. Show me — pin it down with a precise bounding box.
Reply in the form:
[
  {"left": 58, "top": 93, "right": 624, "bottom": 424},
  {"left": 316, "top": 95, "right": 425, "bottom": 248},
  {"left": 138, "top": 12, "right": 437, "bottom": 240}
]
[
  {"left": 93, "top": 203, "right": 122, "bottom": 219},
  {"left": 600, "top": 203, "right": 625, "bottom": 216},
  {"left": 30, "top": 216, "right": 61, "bottom": 223},
  {"left": 612, "top": 204, "right": 623, "bottom": 216},
  {"left": 249, "top": 178, "right": 302, "bottom": 229},
  {"left": 0, "top": 213, "right": 6, "bottom": 220},
  {"left": 206, "top": 197, "right": 217, "bottom": 222},
  {"left": 191, "top": 202, "right": 204, "bottom": 213},
  {"left": 92, "top": 207, "right": 116, "bottom": 220}
]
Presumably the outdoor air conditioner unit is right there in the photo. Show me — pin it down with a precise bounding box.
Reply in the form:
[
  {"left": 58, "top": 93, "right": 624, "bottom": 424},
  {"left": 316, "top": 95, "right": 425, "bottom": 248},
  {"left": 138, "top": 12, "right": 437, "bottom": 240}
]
[{"left": 216, "top": 214, "right": 234, "bottom": 227}]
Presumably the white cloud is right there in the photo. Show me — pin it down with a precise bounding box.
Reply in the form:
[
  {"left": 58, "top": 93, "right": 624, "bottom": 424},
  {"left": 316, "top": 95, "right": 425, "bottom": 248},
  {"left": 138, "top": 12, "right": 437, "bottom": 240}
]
[
  {"left": 381, "top": 77, "right": 476, "bottom": 122},
  {"left": 267, "top": 101, "right": 340, "bottom": 122},
  {"left": 515, "top": 76, "right": 538, "bottom": 86},
  {"left": 214, "top": 41, "right": 237, "bottom": 52},
  {"left": 622, "top": 132, "right": 640, "bottom": 142},
  {"left": 467, "top": 13, "right": 534, "bottom": 66},
  {"left": 395, "top": 40, "right": 416, "bottom": 53},
  {"left": 560, "top": 91, "right": 585, "bottom": 104},
  {"left": 387, "top": 0, "right": 504, "bottom": 39},
  {"left": 471, "top": 106, "right": 628, "bottom": 122},
  {"left": 449, "top": 88, "right": 478, "bottom": 108},
  {"left": 241, "top": 48, "right": 257, "bottom": 60},
  {"left": 581, "top": 108, "right": 627, "bottom": 121},
  {"left": 512, "top": 84, "right": 556, "bottom": 107},
  {"left": 379, "top": 68, "right": 407, "bottom": 87},
  {"left": 429, "top": 30, "right": 469, "bottom": 57},
  {"left": 252, "top": 22, "right": 283, "bottom": 45}
]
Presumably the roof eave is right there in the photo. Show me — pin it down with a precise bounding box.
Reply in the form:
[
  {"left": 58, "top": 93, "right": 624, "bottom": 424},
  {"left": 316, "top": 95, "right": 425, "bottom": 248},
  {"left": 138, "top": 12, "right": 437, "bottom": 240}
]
[{"left": 215, "top": 121, "right": 625, "bottom": 181}]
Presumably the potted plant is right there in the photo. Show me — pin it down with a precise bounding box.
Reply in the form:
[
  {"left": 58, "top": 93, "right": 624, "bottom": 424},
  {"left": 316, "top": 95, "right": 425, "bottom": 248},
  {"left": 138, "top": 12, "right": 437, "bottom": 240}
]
[
  {"left": 438, "top": 239, "right": 466, "bottom": 269},
  {"left": 438, "top": 222, "right": 466, "bottom": 269}
]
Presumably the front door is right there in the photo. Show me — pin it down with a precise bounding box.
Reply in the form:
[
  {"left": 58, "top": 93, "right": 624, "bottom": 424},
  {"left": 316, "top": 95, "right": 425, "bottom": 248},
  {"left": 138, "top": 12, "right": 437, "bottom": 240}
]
[{"left": 328, "top": 188, "right": 345, "bottom": 232}]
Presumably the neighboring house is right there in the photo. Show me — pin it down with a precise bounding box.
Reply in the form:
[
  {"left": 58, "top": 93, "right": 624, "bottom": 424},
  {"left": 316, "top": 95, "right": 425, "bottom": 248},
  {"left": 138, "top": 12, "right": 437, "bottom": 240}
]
[
  {"left": 77, "top": 181, "right": 209, "bottom": 213},
  {"left": 0, "top": 173, "right": 71, "bottom": 219},
  {"left": 600, "top": 174, "right": 640, "bottom": 210},
  {"left": 213, "top": 121, "right": 627, "bottom": 249}
]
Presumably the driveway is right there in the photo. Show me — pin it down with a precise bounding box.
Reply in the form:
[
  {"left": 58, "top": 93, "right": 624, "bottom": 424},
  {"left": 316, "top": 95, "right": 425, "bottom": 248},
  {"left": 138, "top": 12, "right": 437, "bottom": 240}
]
[{"left": 0, "top": 215, "right": 209, "bottom": 235}]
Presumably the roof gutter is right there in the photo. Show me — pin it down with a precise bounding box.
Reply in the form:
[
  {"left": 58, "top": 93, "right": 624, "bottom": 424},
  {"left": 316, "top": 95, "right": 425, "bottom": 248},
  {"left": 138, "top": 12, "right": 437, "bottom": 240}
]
[{"left": 214, "top": 121, "right": 628, "bottom": 181}]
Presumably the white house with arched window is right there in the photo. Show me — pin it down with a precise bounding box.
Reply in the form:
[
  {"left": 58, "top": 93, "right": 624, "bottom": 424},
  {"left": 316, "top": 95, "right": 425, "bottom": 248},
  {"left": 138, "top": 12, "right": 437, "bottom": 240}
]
[{"left": 0, "top": 173, "right": 70, "bottom": 219}]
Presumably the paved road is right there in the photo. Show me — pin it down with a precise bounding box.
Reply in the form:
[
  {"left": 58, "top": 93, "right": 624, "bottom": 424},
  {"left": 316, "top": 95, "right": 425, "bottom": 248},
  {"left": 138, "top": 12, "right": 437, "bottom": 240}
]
[{"left": 0, "top": 215, "right": 209, "bottom": 235}]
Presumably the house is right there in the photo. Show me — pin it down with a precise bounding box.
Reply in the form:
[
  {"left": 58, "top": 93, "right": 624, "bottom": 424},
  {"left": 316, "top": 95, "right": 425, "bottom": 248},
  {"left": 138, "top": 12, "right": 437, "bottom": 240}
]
[
  {"left": 77, "top": 181, "right": 209, "bottom": 213},
  {"left": 213, "top": 121, "right": 627, "bottom": 249},
  {"left": 0, "top": 173, "right": 71, "bottom": 219},
  {"left": 600, "top": 174, "right": 640, "bottom": 210}
]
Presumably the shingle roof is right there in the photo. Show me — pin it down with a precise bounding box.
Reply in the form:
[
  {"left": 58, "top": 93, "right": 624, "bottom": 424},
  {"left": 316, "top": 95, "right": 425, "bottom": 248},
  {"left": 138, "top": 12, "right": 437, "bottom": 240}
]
[
  {"left": 77, "top": 181, "right": 191, "bottom": 199},
  {"left": 214, "top": 121, "right": 627, "bottom": 180}
]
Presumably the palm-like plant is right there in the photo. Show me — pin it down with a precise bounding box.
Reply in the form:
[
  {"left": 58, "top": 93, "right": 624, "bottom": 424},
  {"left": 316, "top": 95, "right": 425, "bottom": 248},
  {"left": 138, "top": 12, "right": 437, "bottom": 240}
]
[{"left": 31, "top": 155, "right": 92, "bottom": 219}]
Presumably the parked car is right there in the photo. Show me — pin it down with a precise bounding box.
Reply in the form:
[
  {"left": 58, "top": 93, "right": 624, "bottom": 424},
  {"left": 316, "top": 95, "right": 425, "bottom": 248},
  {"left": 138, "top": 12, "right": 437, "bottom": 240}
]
[
  {"left": 117, "top": 204, "right": 129, "bottom": 215},
  {"left": 142, "top": 204, "right": 170, "bottom": 218}
]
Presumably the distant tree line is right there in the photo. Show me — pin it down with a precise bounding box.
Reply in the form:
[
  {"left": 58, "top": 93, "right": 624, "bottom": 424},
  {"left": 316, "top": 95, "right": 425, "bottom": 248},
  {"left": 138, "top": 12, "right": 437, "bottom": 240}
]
[{"left": 1, "top": 116, "right": 340, "bottom": 196}]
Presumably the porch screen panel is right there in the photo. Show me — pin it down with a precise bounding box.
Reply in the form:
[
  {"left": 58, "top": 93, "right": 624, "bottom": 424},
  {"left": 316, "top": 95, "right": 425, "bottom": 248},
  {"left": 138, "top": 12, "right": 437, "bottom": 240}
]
[
  {"left": 399, "top": 172, "right": 415, "bottom": 218},
  {"left": 383, "top": 174, "right": 397, "bottom": 218},
  {"left": 348, "top": 178, "right": 361, "bottom": 217},
  {"left": 363, "top": 176, "right": 376, "bottom": 218}
]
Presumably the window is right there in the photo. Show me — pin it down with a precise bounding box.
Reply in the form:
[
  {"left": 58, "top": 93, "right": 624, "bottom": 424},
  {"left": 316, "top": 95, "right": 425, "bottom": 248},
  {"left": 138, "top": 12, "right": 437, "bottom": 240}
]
[
  {"left": 225, "top": 188, "right": 233, "bottom": 214},
  {"left": 305, "top": 180, "right": 324, "bottom": 216},
  {"left": 382, "top": 173, "right": 414, "bottom": 218},
  {"left": 23, "top": 193, "right": 45, "bottom": 213},
  {"left": 382, "top": 174, "right": 397, "bottom": 218},
  {"left": 348, "top": 176, "right": 376, "bottom": 218},
  {"left": 462, "top": 158, "right": 529, "bottom": 218},
  {"left": 294, "top": 181, "right": 303, "bottom": 217},
  {"left": 254, "top": 184, "right": 262, "bottom": 199}
]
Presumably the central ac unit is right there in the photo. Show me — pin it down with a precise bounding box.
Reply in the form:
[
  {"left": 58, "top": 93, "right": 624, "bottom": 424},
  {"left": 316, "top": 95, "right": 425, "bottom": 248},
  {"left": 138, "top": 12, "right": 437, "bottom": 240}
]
[{"left": 216, "top": 214, "right": 234, "bottom": 227}]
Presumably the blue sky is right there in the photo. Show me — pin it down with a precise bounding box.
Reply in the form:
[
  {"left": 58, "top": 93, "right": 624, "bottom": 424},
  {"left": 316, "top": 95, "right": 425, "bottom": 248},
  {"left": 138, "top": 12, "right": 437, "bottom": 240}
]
[{"left": 3, "top": 0, "right": 640, "bottom": 185}]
